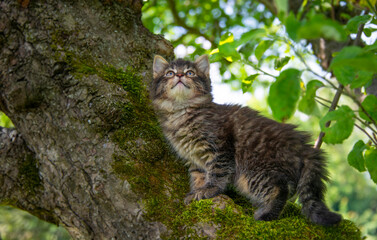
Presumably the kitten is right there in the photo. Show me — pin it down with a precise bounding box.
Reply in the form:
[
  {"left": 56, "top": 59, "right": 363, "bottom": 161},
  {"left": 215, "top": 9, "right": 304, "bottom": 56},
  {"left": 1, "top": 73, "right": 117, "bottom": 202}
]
[{"left": 150, "top": 55, "right": 341, "bottom": 226}]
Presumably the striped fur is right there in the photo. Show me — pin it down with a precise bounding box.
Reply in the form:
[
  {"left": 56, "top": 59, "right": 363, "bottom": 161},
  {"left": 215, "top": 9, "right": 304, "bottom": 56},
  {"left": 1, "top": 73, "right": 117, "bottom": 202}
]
[{"left": 151, "top": 55, "right": 341, "bottom": 226}]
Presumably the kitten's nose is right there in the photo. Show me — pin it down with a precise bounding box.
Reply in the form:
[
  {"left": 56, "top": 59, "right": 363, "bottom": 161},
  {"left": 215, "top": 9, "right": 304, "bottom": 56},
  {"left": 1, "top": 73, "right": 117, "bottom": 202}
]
[{"left": 176, "top": 73, "right": 184, "bottom": 78}]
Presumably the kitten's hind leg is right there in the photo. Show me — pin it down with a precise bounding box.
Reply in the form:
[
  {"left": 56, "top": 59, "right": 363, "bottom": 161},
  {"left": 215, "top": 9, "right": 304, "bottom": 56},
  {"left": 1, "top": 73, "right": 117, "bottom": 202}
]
[
  {"left": 253, "top": 185, "right": 288, "bottom": 221},
  {"left": 235, "top": 173, "right": 288, "bottom": 221}
]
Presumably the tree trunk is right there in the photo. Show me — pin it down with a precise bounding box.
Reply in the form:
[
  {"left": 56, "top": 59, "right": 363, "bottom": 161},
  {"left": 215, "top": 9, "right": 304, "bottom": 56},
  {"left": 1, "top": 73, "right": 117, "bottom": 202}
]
[
  {"left": 0, "top": 0, "right": 177, "bottom": 239},
  {"left": 0, "top": 1, "right": 362, "bottom": 239}
]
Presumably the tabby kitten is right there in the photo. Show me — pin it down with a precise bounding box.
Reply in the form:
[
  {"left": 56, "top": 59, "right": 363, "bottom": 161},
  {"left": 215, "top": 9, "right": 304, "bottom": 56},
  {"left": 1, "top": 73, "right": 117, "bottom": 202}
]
[{"left": 150, "top": 55, "right": 341, "bottom": 226}]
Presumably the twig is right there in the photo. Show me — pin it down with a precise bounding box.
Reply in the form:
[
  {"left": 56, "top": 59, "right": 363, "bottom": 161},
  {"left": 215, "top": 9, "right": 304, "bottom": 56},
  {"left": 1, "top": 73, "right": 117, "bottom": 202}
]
[
  {"left": 304, "top": 68, "right": 337, "bottom": 90},
  {"left": 284, "top": 39, "right": 338, "bottom": 89},
  {"left": 343, "top": 88, "right": 377, "bottom": 128},
  {"left": 243, "top": 59, "right": 277, "bottom": 78},
  {"left": 315, "top": 96, "right": 333, "bottom": 105},
  {"left": 366, "top": 0, "right": 377, "bottom": 18},
  {"left": 354, "top": 123, "right": 377, "bottom": 146},
  {"left": 166, "top": 0, "right": 217, "bottom": 48},
  {"left": 355, "top": 115, "right": 377, "bottom": 135},
  {"left": 314, "top": 20, "right": 366, "bottom": 149},
  {"left": 314, "top": 84, "right": 344, "bottom": 149},
  {"left": 354, "top": 23, "right": 365, "bottom": 46},
  {"left": 314, "top": 96, "right": 377, "bottom": 138},
  {"left": 314, "top": 97, "right": 331, "bottom": 109},
  {"left": 318, "top": 90, "right": 377, "bottom": 139},
  {"left": 330, "top": 0, "right": 336, "bottom": 20}
]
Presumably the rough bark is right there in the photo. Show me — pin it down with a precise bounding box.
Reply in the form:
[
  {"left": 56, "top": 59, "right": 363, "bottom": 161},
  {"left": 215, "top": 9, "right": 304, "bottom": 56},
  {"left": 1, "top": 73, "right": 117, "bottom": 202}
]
[{"left": 0, "top": 0, "right": 175, "bottom": 239}]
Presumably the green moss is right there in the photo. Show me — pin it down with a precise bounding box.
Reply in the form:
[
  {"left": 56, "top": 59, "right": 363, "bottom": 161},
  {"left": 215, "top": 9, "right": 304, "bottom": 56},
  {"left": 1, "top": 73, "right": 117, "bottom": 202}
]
[
  {"left": 169, "top": 198, "right": 362, "bottom": 240},
  {"left": 4, "top": 154, "right": 60, "bottom": 225},
  {"left": 97, "top": 64, "right": 190, "bottom": 225},
  {"left": 18, "top": 153, "right": 42, "bottom": 196}
]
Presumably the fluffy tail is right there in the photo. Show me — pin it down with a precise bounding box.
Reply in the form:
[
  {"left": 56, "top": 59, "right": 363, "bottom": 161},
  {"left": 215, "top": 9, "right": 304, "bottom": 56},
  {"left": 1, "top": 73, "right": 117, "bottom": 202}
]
[{"left": 297, "top": 149, "right": 342, "bottom": 226}]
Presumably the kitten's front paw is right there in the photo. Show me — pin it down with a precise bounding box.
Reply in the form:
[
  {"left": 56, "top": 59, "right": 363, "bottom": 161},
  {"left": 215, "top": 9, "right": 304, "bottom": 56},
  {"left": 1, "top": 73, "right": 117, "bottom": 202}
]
[{"left": 184, "top": 186, "right": 222, "bottom": 205}]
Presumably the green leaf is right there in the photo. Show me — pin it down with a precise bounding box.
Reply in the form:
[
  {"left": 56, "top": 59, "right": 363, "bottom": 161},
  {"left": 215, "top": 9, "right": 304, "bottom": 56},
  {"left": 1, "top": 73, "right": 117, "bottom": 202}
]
[
  {"left": 335, "top": 57, "right": 377, "bottom": 72},
  {"left": 241, "top": 74, "right": 259, "bottom": 93},
  {"left": 364, "top": 28, "right": 372, "bottom": 37},
  {"left": 350, "top": 71, "right": 374, "bottom": 89},
  {"left": 218, "top": 42, "right": 241, "bottom": 61},
  {"left": 330, "top": 46, "right": 377, "bottom": 73},
  {"left": 330, "top": 46, "right": 376, "bottom": 87},
  {"left": 255, "top": 40, "right": 274, "bottom": 60},
  {"left": 0, "top": 112, "right": 14, "bottom": 128},
  {"left": 360, "top": 95, "right": 377, "bottom": 123},
  {"left": 331, "top": 46, "right": 363, "bottom": 61},
  {"left": 347, "top": 140, "right": 367, "bottom": 172},
  {"left": 209, "top": 52, "right": 223, "bottom": 62},
  {"left": 274, "top": 56, "right": 291, "bottom": 71},
  {"left": 365, "top": 148, "right": 377, "bottom": 184},
  {"left": 268, "top": 69, "right": 301, "bottom": 122},
  {"left": 286, "top": 12, "right": 301, "bottom": 41},
  {"left": 359, "top": 0, "right": 377, "bottom": 8},
  {"left": 239, "top": 42, "right": 258, "bottom": 59},
  {"left": 319, "top": 105, "right": 355, "bottom": 144},
  {"left": 237, "top": 29, "right": 266, "bottom": 46},
  {"left": 298, "top": 14, "right": 347, "bottom": 41},
  {"left": 219, "top": 32, "right": 234, "bottom": 45},
  {"left": 346, "top": 15, "right": 372, "bottom": 33},
  {"left": 217, "top": 32, "right": 241, "bottom": 61},
  {"left": 298, "top": 80, "right": 324, "bottom": 115}
]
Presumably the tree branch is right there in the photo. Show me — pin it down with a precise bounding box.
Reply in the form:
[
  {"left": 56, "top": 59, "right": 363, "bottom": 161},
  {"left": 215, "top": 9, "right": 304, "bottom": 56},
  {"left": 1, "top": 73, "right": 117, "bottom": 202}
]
[
  {"left": 285, "top": 39, "right": 338, "bottom": 89},
  {"left": 354, "top": 123, "right": 377, "bottom": 146},
  {"left": 314, "top": 84, "right": 344, "bottom": 149},
  {"left": 0, "top": 127, "right": 58, "bottom": 223},
  {"left": 343, "top": 88, "right": 377, "bottom": 128},
  {"left": 314, "top": 22, "right": 367, "bottom": 149},
  {"left": 166, "top": 0, "right": 217, "bottom": 47}
]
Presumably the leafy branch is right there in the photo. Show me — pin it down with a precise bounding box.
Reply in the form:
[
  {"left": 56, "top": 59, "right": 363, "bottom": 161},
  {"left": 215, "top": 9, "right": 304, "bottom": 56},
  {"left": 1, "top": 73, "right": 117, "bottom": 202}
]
[
  {"left": 314, "top": 84, "right": 344, "bottom": 149},
  {"left": 166, "top": 0, "right": 217, "bottom": 48}
]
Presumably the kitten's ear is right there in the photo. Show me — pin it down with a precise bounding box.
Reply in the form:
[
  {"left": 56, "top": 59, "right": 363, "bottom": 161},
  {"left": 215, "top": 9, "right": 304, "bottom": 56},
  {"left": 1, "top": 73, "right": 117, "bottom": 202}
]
[
  {"left": 194, "top": 55, "right": 210, "bottom": 78},
  {"left": 153, "top": 55, "right": 169, "bottom": 79}
]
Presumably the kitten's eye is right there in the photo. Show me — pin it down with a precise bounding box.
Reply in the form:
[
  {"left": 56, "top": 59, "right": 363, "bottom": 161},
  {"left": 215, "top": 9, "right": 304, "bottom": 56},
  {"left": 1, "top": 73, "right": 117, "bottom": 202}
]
[
  {"left": 166, "top": 71, "right": 175, "bottom": 77},
  {"left": 186, "top": 71, "right": 195, "bottom": 77}
]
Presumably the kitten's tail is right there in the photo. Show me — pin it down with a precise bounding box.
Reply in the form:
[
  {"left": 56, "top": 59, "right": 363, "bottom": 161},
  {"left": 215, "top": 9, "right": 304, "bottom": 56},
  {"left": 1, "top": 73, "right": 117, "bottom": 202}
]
[{"left": 297, "top": 149, "right": 342, "bottom": 226}]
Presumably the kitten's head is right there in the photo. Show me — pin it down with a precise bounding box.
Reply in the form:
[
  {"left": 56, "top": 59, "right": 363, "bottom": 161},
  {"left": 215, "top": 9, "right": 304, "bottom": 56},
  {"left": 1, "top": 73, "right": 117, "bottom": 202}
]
[{"left": 151, "top": 55, "right": 212, "bottom": 103}]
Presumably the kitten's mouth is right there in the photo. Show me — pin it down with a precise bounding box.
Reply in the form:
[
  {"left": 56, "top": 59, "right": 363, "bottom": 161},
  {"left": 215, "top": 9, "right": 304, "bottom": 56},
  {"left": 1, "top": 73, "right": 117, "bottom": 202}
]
[{"left": 172, "top": 80, "right": 190, "bottom": 89}]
